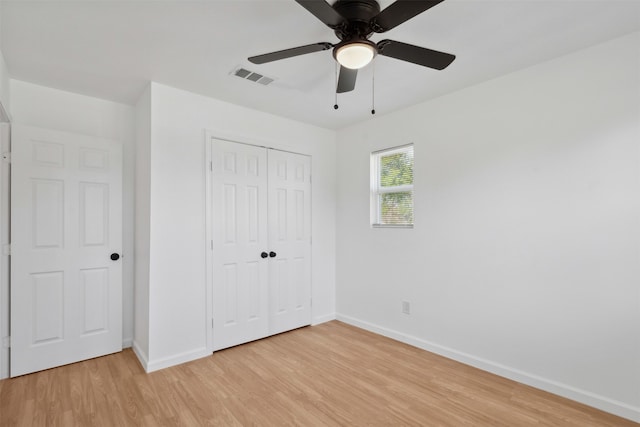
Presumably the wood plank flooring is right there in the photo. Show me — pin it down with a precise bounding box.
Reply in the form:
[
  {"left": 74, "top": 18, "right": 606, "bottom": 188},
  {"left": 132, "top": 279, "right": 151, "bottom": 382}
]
[{"left": 0, "top": 321, "right": 636, "bottom": 426}]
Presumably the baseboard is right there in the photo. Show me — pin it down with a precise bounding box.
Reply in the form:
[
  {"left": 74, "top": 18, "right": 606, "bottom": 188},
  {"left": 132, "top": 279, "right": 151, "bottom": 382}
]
[
  {"left": 0, "top": 348, "right": 7, "bottom": 380},
  {"left": 336, "top": 314, "right": 640, "bottom": 423},
  {"left": 312, "top": 312, "right": 336, "bottom": 326},
  {"left": 145, "top": 347, "right": 210, "bottom": 373},
  {"left": 132, "top": 340, "right": 150, "bottom": 372}
]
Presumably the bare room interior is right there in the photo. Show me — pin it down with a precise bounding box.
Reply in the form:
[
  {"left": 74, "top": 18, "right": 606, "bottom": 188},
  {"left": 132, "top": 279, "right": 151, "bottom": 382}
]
[{"left": 0, "top": 0, "right": 638, "bottom": 425}]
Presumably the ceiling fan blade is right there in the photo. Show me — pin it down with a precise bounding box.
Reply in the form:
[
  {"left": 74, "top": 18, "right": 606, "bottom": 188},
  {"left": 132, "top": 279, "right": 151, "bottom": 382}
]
[
  {"left": 295, "top": 0, "right": 346, "bottom": 29},
  {"left": 372, "top": 0, "right": 445, "bottom": 33},
  {"left": 248, "top": 42, "right": 332, "bottom": 64},
  {"left": 377, "top": 40, "right": 455, "bottom": 70},
  {"left": 337, "top": 66, "right": 357, "bottom": 93}
]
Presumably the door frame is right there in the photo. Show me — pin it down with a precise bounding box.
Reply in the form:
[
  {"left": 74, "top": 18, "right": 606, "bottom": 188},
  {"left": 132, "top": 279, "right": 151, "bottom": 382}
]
[
  {"left": 204, "top": 130, "right": 313, "bottom": 354},
  {"left": 0, "top": 122, "right": 10, "bottom": 379}
]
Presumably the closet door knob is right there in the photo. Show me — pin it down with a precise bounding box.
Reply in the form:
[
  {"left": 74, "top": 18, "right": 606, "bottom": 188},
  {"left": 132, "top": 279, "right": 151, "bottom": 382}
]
[
  {"left": 261, "top": 252, "right": 268, "bottom": 259},
  {"left": 110, "top": 253, "right": 120, "bottom": 261},
  {"left": 269, "top": 251, "right": 277, "bottom": 258}
]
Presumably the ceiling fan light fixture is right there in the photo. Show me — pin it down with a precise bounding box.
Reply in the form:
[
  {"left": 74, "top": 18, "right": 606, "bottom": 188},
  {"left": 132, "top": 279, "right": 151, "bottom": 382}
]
[{"left": 335, "top": 41, "right": 376, "bottom": 69}]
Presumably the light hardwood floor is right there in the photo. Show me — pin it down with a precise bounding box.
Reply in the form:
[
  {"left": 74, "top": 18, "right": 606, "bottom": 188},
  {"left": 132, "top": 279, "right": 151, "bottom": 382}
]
[{"left": 0, "top": 321, "right": 636, "bottom": 426}]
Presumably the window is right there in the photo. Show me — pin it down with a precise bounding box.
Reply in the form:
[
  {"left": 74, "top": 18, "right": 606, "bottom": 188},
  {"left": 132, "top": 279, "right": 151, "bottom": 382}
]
[{"left": 371, "top": 144, "right": 414, "bottom": 227}]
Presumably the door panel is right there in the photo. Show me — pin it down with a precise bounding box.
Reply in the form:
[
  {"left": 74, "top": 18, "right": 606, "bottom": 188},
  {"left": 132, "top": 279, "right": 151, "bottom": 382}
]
[
  {"left": 79, "top": 182, "right": 109, "bottom": 246},
  {"left": 32, "top": 179, "right": 64, "bottom": 248},
  {"left": 80, "top": 267, "right": 109, "bottom": 334},
  {"left": 31, "top": 271, "right": 64, "bottom": 344},
  {"left": 11, "top": 125, "right": 122, "bottom": 377},
  {"left": 212, "top": 140, "right": 269, "bottom": 351},
  {"left": 268, "top": 149, "right": 312, "bottom": 335}
]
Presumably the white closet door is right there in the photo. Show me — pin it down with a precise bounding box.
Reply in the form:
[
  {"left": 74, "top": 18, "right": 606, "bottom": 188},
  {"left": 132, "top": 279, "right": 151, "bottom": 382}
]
[
  {"left": 211, "top": 139, "right": 269, "bottom": 351},
  {"left": 267, "top": 149, "right": 312, "bottom": 335},
  {"left": 11, "top": 125, "right": 122, "bottom": 377}
]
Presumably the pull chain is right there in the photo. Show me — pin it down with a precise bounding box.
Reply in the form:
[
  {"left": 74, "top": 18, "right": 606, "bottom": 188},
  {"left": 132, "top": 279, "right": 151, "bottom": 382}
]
[
  {"left": 371, "top": 62, "right": 376, "bottom": 115},
  {"left": 334, "top": 62, "right": 339, "bottom": 110}
]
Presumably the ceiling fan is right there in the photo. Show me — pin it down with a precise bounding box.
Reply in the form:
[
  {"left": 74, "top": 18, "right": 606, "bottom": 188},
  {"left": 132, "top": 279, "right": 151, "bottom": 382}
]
[{"left": 248, "top": 0, "right": 456, "bottom": 94}]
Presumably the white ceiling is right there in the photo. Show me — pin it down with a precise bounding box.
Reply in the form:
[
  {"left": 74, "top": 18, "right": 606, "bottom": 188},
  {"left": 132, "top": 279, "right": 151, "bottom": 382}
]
[{"left": 2, "top": 0, "right": 639, "bottom": 130}]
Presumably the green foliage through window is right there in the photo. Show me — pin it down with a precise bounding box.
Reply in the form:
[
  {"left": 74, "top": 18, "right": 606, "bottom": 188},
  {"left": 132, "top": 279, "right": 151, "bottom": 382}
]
[
  {"left": 380, "top": 151, "right": 413, "bottom": 187},
  {"left": 381, "top": 192, "right": 413, "bottom": 224}
]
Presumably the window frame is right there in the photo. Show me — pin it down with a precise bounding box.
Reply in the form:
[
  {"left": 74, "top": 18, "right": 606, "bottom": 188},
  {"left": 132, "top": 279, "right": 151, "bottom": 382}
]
[{"left": 370, "top": 143, "right": 414, "bottom": 228}]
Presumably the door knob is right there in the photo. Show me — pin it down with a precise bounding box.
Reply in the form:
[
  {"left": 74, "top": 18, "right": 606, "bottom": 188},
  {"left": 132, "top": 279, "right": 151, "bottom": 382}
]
[
  {"left": 261, "top": 252, "right": 268, "bottom": 259},
  {"left": 269, "top": 251, "right": 276, "bottom": 258},
  {"left": 110, "top": 253, "right": 120, "bottom": 261}
]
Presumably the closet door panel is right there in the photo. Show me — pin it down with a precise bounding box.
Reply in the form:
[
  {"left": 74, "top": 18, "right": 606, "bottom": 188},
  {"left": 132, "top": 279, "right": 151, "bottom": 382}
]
[
  {"left": 212, "top": 140, "right": 269, "bottom": 351},
  {"left": 267, "top": 150, "right": 312, "bottom": 335}
]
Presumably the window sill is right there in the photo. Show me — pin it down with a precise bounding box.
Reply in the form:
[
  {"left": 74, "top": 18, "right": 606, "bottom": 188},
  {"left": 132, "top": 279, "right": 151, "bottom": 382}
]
[{"left": 371, "top": 224, "right": 413, "bottom": 229}]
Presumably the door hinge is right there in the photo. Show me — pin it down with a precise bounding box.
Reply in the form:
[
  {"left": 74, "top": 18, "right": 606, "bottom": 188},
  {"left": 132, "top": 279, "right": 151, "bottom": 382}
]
[
  {"left": 310, "top": 298, "right": 313, "bottom": 307},
  {"left": 2, "top": 152, "right": 10, "bottom": 163},
  {"left": 209, "top": 161, "right": 213, "bottom": 172},
  {"left": 2, "top": 244, "right": 10, "bottom": 256},
  {"left": 2, "top": 336, "right": 10, "bottom": 349},
  {"left": 211, "top": 318, "right": 214, "bottom": 329},
  {"left": 210, "top": 240, "right": 213, "bottom": 250}
]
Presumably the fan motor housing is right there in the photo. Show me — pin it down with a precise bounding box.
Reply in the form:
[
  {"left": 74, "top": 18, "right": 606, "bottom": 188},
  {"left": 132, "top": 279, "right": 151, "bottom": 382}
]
[{"left": 333, "top": 0, "right": 380, "bottom": 39}]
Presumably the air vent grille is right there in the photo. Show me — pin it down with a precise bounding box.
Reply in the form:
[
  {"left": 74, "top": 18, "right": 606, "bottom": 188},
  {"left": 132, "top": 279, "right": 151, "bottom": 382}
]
[
  {"left": 235, "top": 68, "right": 251, "bottom": 78},
  {"left": 257, "top": 77, "right": 274, "bottom": 85},
  {"left": 231, "top": 67, "right": 275, "bottom": 86},
  {"left": 246, "top": 72, "right": 263, "bottom": 82}
]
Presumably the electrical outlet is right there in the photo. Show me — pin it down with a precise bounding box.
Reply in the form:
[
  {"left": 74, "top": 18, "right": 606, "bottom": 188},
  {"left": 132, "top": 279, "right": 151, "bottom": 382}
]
[{"left": 401, "top": 301, "right": 411, "bottom": 315}]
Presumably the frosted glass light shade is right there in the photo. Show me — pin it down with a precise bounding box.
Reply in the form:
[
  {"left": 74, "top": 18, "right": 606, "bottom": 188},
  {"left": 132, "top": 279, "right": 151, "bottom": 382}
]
[{"left": 335, "top": 42, "right": 376, "bottom": 69}]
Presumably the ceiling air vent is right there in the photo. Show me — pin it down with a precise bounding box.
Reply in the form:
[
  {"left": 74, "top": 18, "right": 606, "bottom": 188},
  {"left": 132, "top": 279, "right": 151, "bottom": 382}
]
[{"left": 231, "top": 66, "right": 275, "bottom": 86}]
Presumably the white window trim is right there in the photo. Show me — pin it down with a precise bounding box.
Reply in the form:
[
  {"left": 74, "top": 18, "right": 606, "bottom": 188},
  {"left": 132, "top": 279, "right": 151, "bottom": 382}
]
[{"left": 370, "top": 144, "right": 414, "bottom": 228}]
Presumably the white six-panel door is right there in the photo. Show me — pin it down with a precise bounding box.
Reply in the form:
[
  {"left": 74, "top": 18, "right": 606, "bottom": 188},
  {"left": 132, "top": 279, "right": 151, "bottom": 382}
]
[
  {"left": 211, "top": 140, "right": 270, "bottom": 351},
  {"left": 211, "top": 139, "right": 311, "bottom": 351},
  {"left": 268, "top": 149, "right": 312, "bottom": 335},
  {"left": 11, "top": 125, "right": 122, "bottom": 377}
]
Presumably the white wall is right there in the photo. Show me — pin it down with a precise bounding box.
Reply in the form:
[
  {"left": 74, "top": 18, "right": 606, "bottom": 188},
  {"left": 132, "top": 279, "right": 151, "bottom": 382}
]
[
  {"left": 336, "top": 32, "right": 640, "bottom": 422},
  {"left": 9, "top": 80, "right": 137, "bottom": 347},
  {"left": 133, "top": 84, "right": 151, "bottom": 364},
  {"left": 137, "top": 82, "right": 336, "bottom": 371}
]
